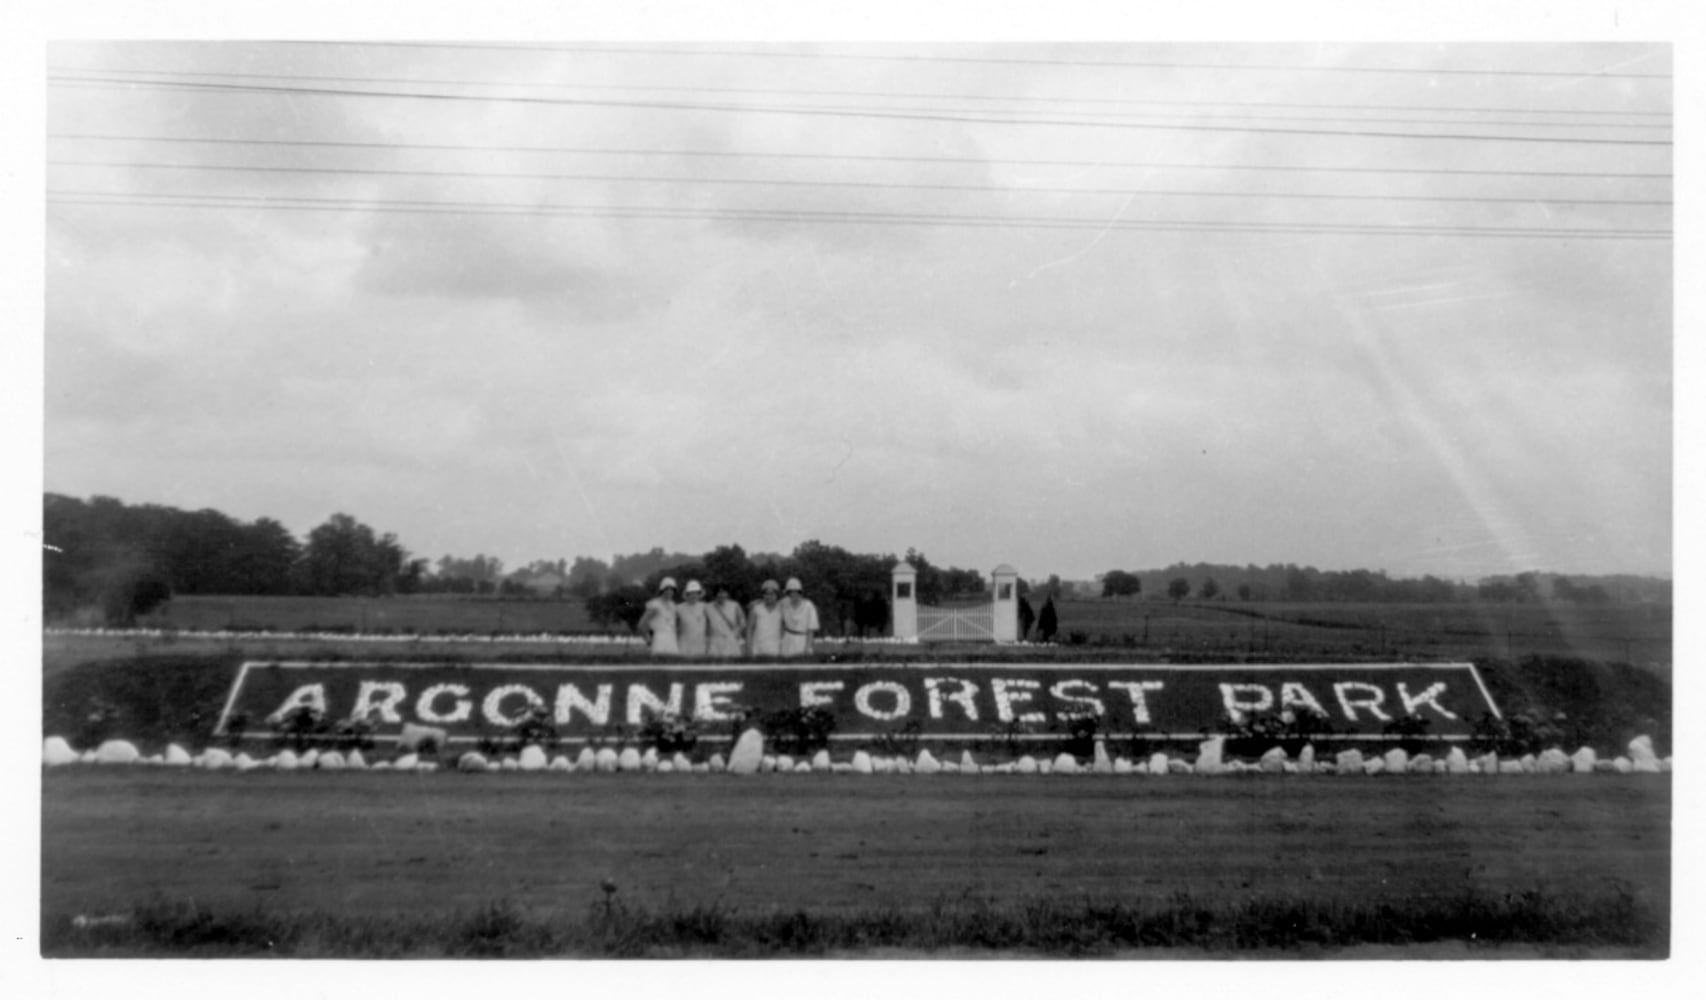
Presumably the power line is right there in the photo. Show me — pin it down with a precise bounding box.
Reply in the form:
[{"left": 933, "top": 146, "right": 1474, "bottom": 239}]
[
  {"left": 50, "top": 159, "right": 1673, "bottom": 208},
  {"left": 48, "top": 189, "right": 1671, "bottom": 240},
  {"left": 49, "top": 134, "right": 1673, "bottom": 182},
  {"left": 50, "top": 75, "right": 1673, "bottom": 147},
  {"left": 281, "top": 41, "right": 1673, "bottom": 80},
  {"left": 48, "top": 64, "right": 1673, "bottom": 122}
]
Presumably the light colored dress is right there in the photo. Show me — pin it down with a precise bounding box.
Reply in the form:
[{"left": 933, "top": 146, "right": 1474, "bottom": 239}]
[
  {"left": 747, "top": 599, "right": 783, "bottom": 657},
  {"left": 779, "top": 597, "right": 820, "bottom": 658},
  {"left": 707, "top": 599, "right": 746, "bottom": 658},
  {"left": 676, "top": 599, "right": 710, "bottom": 658},
  {"left": 642, "top": 597, "right": 679, "bottom": 656}
]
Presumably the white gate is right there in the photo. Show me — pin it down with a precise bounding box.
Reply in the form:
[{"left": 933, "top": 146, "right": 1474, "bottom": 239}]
[{"left": 916, "top": 604, "right": 996, "bottom": 642}]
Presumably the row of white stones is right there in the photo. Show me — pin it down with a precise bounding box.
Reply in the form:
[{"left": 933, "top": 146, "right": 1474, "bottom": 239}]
[
  {"left": 45, "top": 627, "right": 928, "bottom": 645},
  {"left": 43, "top": 733, "right": 1670, "bottom": 776}
]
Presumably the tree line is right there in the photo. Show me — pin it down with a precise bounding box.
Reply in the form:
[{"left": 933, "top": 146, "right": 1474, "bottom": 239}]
[{"left": 1096, "top": 562, "right": 1668, "bottom": 605}]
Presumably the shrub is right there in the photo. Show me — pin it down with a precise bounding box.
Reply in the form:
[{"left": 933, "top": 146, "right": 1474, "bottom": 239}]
[
  {"left": 869, "top": 719, "right": 922, "bottom": 758},
  {"left": 637, "top": 712, "right": 698, "bottom": 754},
  {"left": 1052, "top": 712, "right": 1103, "bottom": 758},
  {"left": 332, "top": 717, "right": 376, "bottom": 752},
  {"left": 1217, "top": 706, "right": 1336, "bottom": 757},
  {"left": 271, "top": 705, "right": 328, "bottom": 752},
  {"left": 761, "top": 706, "right": 837, "bottom": 756}
]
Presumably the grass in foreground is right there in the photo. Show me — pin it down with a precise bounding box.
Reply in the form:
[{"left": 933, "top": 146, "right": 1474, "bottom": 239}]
[{"left": 43, "top": 885, "right": 1665, "bottom": 958}]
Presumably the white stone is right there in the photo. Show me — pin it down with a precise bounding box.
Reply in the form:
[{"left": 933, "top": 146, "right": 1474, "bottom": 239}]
[
  {"left": 759, "top": 755, "right": 777, "bottom": 773},
  {"left": 458, "top": 752, "right": 489, "bottom": 772},
  {"left": 657, "top": 761, "right": 675, "bottom": 773},
  {"left": 641, "top": 747, "right": 659, "bottom": 772},
  {"left": 851, "top": 750, "right": 874, "bottom": 774},
  {"left": 897, "top": 759, "right": 914, "bottom": 775},
  {"left": 371, "top": 761, "right": 392, "bottom": 771},
  {"left": 576, "top": 747, "right": 598, "bottom": 771},
  {"left": 708, "top": 753, "right": 727, "bottom": 773},
  {"left": 1518, "top": 754, "right": 1537, "bottom": 773},
  {"left": 398, "top": 723, "right": 448, "bottom": 753},
  {"left": 1282, "top": 762, "right": 1298, "bottom": 774},
  {"left": 673, "top": 752, "right": 694, "bottom": 772},
  {"left": 776, "top": 754, "right": 795, "bottom": 773},
  {"left": 595, "top": 748, "right": 620, "bottom": 773},
  {"left": 94, "top": 740, "right": 141, "bottom": 765},
  {"left": 811, "top": 750, "right": 832, "bottom": 771},
  {"left": 1661, "top": 757, "right": 1672, "bottom": 772},
  {"left": 1259, "top": 746, "right": 1288, "bottom": 774},
  {"left": 163, "top": 743, "right": 193, "bottom": 766},
  {"left": 1446, "top": 747, "right": 1469, "bottom": 774},
  {"left": 1298, "top": 745, "right": 1316, "bottom": 773},
  {"left": 693, "top": 763, "right": 710, "bottom": 773},
  {"left": 1570, "top": 747, "right": 1597, "bottom": 773},
  {"left": 1015, "top": 755, "right": 1039, "bottom": 774},
  {"left": 1629, "top": 736, "right": 1661, "bottom": 773},
  {"left": 915, "top": 749, "right": 942, "bottom": 775},
  {"left": 317, "top": 750, "right": 347, "bottom": 770},
  {"left": 417, "top": 761, "right": 439, "bottom": 773},
  {"left": 498, "top": 757, "right": 519, "bottom": 771},
  {"left": 300, "top": 749, "right": 320, "bottom": 768},
  {"left": 1383, "top": 749, "right": 1409, "bottom": 775},
  {"left": 1167, "top": 758, "right": 1192, "bottom": 774},
  {"left": 960, "top": 750, "right": 978, "bottom": 773},
  {"left": 518, "top": 746, "right": 547, "bottom": 771},
  {"left": 548, "top": 755, "right": 574, "bottom": 772},
  {"left": 617, "top": 748, "right": 643, "bottom": 772},
  {"left": 1037, "top": 760, "right": 1052, "bottom": 774},
  {"left": 233, "top": 751, "right": 258, "bottom": 771},
  {"left": 942, "top": 762, "right": 960, "bottom": 773},
  {"left": 1499, "top": 760, "right": 1525, "bottom": 775},
  {"left": 1195, "top": 737, "right": 1225, "bottom": 775},
  {"left": 728, "top": 729, "right": 764, "bottom": 775},
  {"left": 1362, "top": 757, "right": 1385, "bottom": 776},
  {"left": 346, "top": 749, "right": 368, "bottom": 770},
  {"left": 392, "top": 752, "right": 419, "bottom": 770},
  {"left": 1092, "top": 740, "right": 1113, "bottom": 774},
  {"left": 1613, "top": 756, "right": 1633, "bottom": 774},
  {"left": 1053, "top": 753, "right": 1081, "bottom": 775},
  {"left": 1147, "top": 752, "right": 1169, "bottom": 775},
  {"left": 1473, "top": 753, "right": 1497, "bottom": 774},
  {"left": 1536, "top": 748, "right": 1570, "bottom": 774},
  {"left": 1114, "top": 758, "right": 1134, "bottom": 775},
  {"left": 1335, "top": 749, "right": 1363, "bottom": 774},
  {"left": 1409, "top": 753, "right": 1433, "bottom": 773},
  {"left": 832, "top": 763, "right": 852, "bottom": 774},
  {"left": 43, "top": 736, "right": 79, "bottom": 767},
  {"left": 793, "top": 762, "right": 810, "bottom": 773},
  {"left": 873, "top": 757, "right": 895, "bottom": 774}
]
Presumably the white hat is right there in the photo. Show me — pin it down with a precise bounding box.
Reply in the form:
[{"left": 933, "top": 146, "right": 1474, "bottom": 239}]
[
  {"left": 684, "top": 580, "right": 703, "bottom": 595},
  {"left": 658, "top": 576, "right": 678, "bottom": 592},
  {"left": 761, "top": 579, "right": 780, "bottom": 593},
  {"left": 785, "top": 577, "right": 803, "bottom": 593}
]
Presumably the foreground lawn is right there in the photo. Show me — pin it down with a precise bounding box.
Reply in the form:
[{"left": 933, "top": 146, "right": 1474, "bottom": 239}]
[{"left": 40, "top": 770, "right": 1668, "bottom": 956}]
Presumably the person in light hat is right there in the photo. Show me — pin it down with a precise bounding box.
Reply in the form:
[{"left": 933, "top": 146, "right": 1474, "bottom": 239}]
[
  {"left": 706, "top": 583, "right": 747, "bottom": 659},
  {"left": 675, "top": 579, "right": 710, "bottom": 658},
  {"left": 745, "top": 578, "right": 784, "bottom": 658},
  {"left": 637, "top": 577, "right": 680, "bottom": 656},
  {"left": 779, "top": 577, "right": 820, "bottom": 658}
]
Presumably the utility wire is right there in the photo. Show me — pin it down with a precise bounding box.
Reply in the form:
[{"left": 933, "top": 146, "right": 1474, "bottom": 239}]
[
  {"left": 49, "top": 159, "right": 1673, "bottom": 208},
  {"left": 49, "top": 133, "right": 1674, "bottom": 181},
  {"left": 48, "top": 64, "right": 1673, "bottom": 122},
  {"left": 278, "top": 41, "right": 1673, "bottom": 80},
  {"left": 49, "top": 75, "right": 1673, "bottom": 147},
  {"left": 48, "top": 190, "right": 1672, "bottom": 240}
]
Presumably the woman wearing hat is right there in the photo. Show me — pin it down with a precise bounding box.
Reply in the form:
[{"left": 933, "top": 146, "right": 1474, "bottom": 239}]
[
  {"left": 745, "top": 579, "right": 784, "bottom": 658},
  {"left": 706, "top": 584, "right": 747, "bottom": 659},
  {"left": 779, "top": 577, "right": 820, "bottom": 658},
  {"left": 676, "top": 580, "right": 710, "bottom": 658},
  {"left": 637, "top": 577, "right": 681, "bottom": 656}
]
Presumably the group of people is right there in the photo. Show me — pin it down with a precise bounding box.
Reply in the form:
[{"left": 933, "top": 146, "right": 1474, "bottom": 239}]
[{"left": 637, "top": 576, "right": 821, "bottom": 658}]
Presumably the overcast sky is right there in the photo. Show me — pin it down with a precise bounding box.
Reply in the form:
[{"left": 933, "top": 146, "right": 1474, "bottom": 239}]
[{"left": 40, "top": 36, "right": 1674, "bottom": 582}]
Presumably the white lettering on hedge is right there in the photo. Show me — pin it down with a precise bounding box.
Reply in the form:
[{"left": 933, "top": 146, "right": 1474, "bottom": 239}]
[
  {"left": 1397, "top": 682, "right": 1457, "bottom": 719},
  {"left": 1334, "top": 682, "right": 1391, "bottom": 722},
  {"left": 694, "top": 682, "right": 743, "bottom": 722},
  {"left": 350, "top": 681, "right": 406, "bottom": 724},
  {"left": 799, "top": 681, "right": 845, "bottom": 709},
  {"left": 1219, "top": 683, "right": 1274, "bottom": 724},
  {"left": 924, "top": 677, "right": 978, "bottom": 721},
  {"left": 627, "top": 683, "right": 685, "bottom": 724},
  {"left": 1050, "top": 679, "right": 1105, "bottom": 718},
  {"left": 1108, "top": 681, "right": 1165, "bottom": 724},
  {"left": 991, "top": 678, "right": 1045, "bottom": 724},
  {"left": 482, "top": 684, "right": 545, "bottom": 727},
  {"left": 1280, "top": 682, "right": 1329, "bottom": 717},
  {"left": 854, "top": 681, "right": 911, "bottom": 721},
  {"left": 555, "top": 684, "right": 612, "bottom": 726},
  {"left": 266, "top": 684, "right": 326, "bottom": 724},
  {"left": 416, "top": 683, "right": 472, "bottom": 724}
]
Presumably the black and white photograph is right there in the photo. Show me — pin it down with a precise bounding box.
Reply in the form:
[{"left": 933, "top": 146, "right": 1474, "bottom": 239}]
[{"left": 10, "top": 0, "right": 1698, "bottom": 988}]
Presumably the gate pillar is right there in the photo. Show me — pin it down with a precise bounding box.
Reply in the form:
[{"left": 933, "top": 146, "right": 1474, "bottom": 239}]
[
  {"left": 891, "top": 561, "right": 919, "bottom": 641},
  {"left": 991, "top": 564, "right": 1019, "bottom": 642}
]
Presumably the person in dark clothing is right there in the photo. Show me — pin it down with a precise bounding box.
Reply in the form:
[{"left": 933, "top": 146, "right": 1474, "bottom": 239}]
[
  {"left": 1018, "top": 595, "right": 1036, "bottom": 641},
  {"left": 1037, "top": 597, "right": 1058, "bottom": 643}
]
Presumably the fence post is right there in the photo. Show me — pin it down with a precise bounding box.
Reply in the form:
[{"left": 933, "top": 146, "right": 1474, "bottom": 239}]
[
  {"left": 991, "top": 564, "right": 1018, "bottom": 642},
  {"left": 892, "top": 561, "right": 918, "bottom": 641}
]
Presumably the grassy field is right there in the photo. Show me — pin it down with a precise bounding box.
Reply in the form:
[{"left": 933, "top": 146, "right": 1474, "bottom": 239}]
[
  {"left": 40, "top": 770, "right": 1669, "bottom": 957},
  {"left": 126, "top": 594, "right": 1673, "bottom": 668}
]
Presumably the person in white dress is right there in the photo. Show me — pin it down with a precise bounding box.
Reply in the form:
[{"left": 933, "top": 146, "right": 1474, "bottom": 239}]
[
  {"left": 637, "top": 577, "right": 680, "bottom": 656},
  {"left": 675, "top": 579, "right": 710, "bottom": 658},
  {"left": 746, "top": 578, "right": 783, "bottom": 658},
  {"left": 779, "top": 577, "right": 820, "bottom": 658},
  {"left": 706, "top": 584, "right": 747, "bottom": 659}
]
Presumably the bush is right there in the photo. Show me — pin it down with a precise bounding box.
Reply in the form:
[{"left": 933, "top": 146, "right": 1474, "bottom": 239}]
[
  {"left": 638, "top": 712, "right": 698, "bottom": 754},
  {"left": 761, "top": 706, "right": 837, "bottom": 756},
  {"left": 271, "top": 705, "right": 328, "bottom": 752},
  {"left": 1216, "top": 706, "right": 1336, "bottom": 757}
]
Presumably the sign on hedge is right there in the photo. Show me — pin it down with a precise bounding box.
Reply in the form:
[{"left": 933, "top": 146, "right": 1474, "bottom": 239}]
[{"left": 217, "top": 661, "right": 1501, "bottom": 743}]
